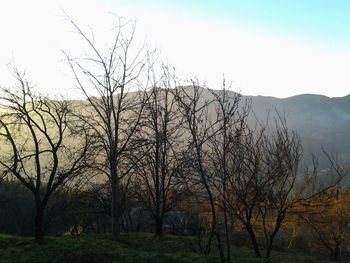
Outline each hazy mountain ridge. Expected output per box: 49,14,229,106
244,93,350,168
179,87,349,167
2,88,347,168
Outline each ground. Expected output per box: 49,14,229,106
0,233,345,263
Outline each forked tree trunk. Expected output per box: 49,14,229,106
246,223,262,258
265,231,279,258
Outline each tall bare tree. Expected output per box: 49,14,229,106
64,14,150,239
133,68,190,236
208,86,250,263
226,115,344,258
173,84,218,254
0,68,90,243
174,83,247,262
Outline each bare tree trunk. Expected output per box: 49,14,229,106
333,242,341,260
223,201,231,263
34,202,45,244
155,217,163,236
196,154,216,254
265,238,274,258
215,232,226,263
265,224,281,258
196,144,226,261
111,162,119,240
246,223,262,258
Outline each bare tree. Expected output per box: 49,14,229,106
208,85,250,263
215,115,300,258
0,68,90,243
64,14,150,239
300,187,350,260
226,122,266,257
174,83,237,262
133,67,190,236
257,117,303,258
226,115,344,258
297,155,350,260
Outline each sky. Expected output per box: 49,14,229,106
1,0,350,98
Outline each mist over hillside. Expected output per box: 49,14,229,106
162,86,349,169
245,93,350,168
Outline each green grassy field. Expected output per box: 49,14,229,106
0,233,343,263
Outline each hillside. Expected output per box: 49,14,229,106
246,93,350,168
184,87,350,169
1,88,348,170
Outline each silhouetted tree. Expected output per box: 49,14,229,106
64,14,151,239
0,67,90,243
133,68,190,236
174,83,238,262
226,115,344,258
208,85,250,263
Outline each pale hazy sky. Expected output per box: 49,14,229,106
1,0,350,98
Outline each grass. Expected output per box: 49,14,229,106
0,233,345,263
0,233,213,263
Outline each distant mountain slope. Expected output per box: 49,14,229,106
180,87,349,168
245,93,350,168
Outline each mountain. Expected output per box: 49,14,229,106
245,93,350,168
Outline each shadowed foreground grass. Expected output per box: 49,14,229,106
0,233,343,263
0,233,212,263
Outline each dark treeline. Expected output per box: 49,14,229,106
0,15,349,262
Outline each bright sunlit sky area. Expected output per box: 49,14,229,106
1,0,350,98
